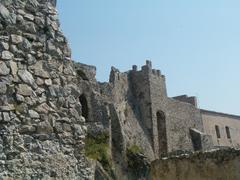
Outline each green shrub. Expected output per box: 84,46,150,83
127,145,142,154
84,132,112,171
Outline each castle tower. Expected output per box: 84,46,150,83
129,60,168,157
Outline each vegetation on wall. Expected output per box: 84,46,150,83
126,145,150,178
84,132,112,172
127,145,142,155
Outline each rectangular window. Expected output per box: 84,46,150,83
225,126,231,139
215,125,221,138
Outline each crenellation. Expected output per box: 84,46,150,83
1,1,240,179
151,69,163,78
132,64,137,71
146,60,152,68
161,75,165,79
152,69,157,75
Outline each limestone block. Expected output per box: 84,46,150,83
37,121,53,134
2,112,10,122
0,61,10,75
17,70,35,87
1,50,13,60
11,35,23,44
34,69,50,78
28,110,40,119
0,42,9,50
9,61,17,75
17,84,33,96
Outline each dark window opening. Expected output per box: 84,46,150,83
79,94,89,120
157,111,167,156
215,125,221,139
226,126,231,139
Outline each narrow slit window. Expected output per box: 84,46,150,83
225,126,231,139
215,125,221,139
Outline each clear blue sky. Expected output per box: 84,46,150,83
57,0,240,115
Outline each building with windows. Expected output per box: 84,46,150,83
201,109,240,148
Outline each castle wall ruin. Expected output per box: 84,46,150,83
1,0,240,179
106,61,210,160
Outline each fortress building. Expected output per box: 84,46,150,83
78,60,240,162
1,0,240,179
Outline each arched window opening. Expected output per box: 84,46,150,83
79,94,89,120
225,126,231,139
215,125,221,139
157,111,167,155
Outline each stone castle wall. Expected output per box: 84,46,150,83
128,61,205,157
0,0,93,179
1,0,239,179
106,61,208,160
147,65,204,155
109,67,155,161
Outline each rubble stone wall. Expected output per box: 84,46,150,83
0,0,93,179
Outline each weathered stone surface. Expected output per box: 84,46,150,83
28,110,39,119
18,70,34,85
16,94,25,102
1,50,13,60
19,125,36,134
25,0,39,13
0,42,9,50
24,13,34,21
11,35,23,44
35,103,54,114
45,79,52,86
0,61,10,75
27,54,36,65
0,82,7,94
19,38,32,51
37,121,53,134
23,22,37,34
0,2,93,178
34,69,50,78
17,84,33,96
2,112,10,122
47,40,61,57
9,61,17,75
151,149,240,180
0,4,14,24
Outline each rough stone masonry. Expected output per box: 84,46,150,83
0,0,94,179
1,0,240,180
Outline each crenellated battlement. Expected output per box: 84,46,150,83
131,60,165,79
